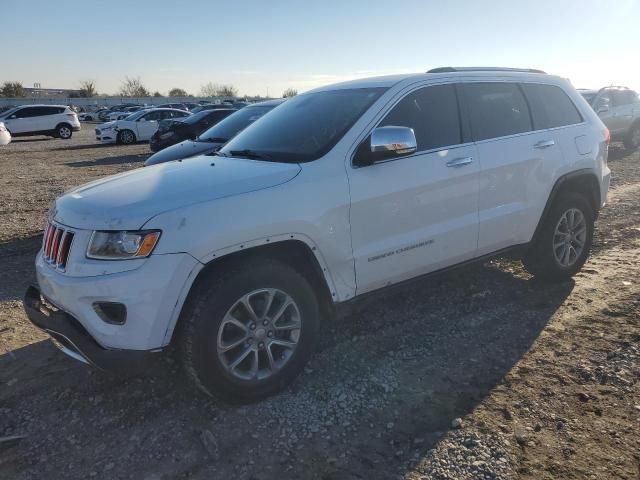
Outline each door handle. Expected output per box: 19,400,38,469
446,156,473,168
534,139,555,149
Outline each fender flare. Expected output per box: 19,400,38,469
531,168,601,245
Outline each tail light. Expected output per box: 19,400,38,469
604,127,611,146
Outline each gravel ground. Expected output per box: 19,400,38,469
0,128,638,479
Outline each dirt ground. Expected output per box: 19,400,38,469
0,128,638,480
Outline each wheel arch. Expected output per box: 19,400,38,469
166,237,337,345
531,169,601,245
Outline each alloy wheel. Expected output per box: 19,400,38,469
217,288,301,382
553,208,587,267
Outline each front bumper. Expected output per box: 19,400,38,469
95,128,117,143
23,285,160,373
34,250,201,350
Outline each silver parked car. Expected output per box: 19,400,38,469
580,86,640,151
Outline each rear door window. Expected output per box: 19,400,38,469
521,83,582,129
379,84,462,151
464,82,532,141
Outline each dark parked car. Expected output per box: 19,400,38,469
144,99,284,166
149,108,236,152
190,102,234,114
156,102,189,111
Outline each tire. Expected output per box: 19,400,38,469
117,129,136,145
623,123,640,152
523,192,594,280
179,258,320,403
56,124,73,139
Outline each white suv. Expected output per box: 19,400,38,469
24,68,610,403
0,104,80,139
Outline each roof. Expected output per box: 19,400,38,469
306,69,557,94
248,99,287,107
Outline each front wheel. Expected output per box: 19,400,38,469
179,259,320,403
117,129,136,145
523,192,594,280
623,123,640,152
57,124,73,139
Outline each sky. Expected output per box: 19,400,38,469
2,0,639,97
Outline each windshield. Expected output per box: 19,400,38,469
580,92,596,105
197,105,276,143
123,110,147,121
219,88,386,162
0,106,21,119
181,109,227,125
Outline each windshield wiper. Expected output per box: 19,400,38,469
229,149,272,160
197,137,227,143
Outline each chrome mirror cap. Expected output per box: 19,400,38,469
370,126,417,156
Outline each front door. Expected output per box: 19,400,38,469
347,83,479,295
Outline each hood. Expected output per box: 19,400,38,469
53,155,301,230
98,121,117,130
144,139,222,166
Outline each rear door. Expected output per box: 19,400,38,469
135,110,162,140
463,82,564,255
347,83,480,294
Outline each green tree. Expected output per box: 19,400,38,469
119,77,150,97
282,88,298,98
153,91,163,97
168,88,188,97
1,81,25,97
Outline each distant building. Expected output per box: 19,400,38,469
23,86,81,98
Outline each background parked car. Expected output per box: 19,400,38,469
580,86,640,151
0,105,80,139
150,108,236,152
95,108,190,144
156,102,189,111
144,99,284,165
97,104,137,122
0,122,11,145
107,105,148,121
78,108,108,121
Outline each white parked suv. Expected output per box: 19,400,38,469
0,105,80,139
25,67,610,403
95,108,189,144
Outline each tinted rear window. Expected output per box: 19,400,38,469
465,82,532,141
380,84,461,151
521,84,582,129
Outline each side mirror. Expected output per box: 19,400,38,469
353,126,417,167
597,105,609,114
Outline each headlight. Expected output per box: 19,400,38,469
87,230,161,260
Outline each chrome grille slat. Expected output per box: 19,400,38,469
42,221,74,271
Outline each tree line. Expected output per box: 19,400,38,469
1,78,299,99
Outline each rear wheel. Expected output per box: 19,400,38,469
56,124,73,139
117,129,136,145
623,123,640,151
523,192,594,280
179,258,320,403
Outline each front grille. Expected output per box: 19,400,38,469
42,221,74,271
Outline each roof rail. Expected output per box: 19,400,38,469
427,67,547,74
